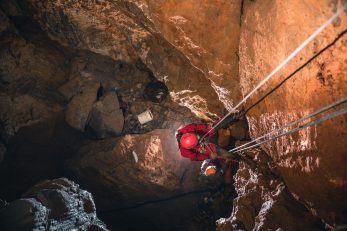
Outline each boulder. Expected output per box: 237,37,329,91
0,198,48,231
88,92,124,139
64,76,100,131
0,178,108,231
66,129,207,209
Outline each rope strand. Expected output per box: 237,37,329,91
233,106,347,153
201,3,347,140
229,96,347,153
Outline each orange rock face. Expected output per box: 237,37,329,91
216,151,325,231
137,0,242,111
239,0,347,224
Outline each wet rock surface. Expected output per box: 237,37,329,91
0,178,108,231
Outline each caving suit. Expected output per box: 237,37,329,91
176,123,219,161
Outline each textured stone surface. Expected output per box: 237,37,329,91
0,0,346,230
0,198,48,231
64,76,100,131
133,0,242,111
239,0,347,224
0,178,108,231
16,0,245,119
66,129,208,208
88,92,124,138
0,30,66,141
0,94,62,141
216,151,324,231
0,33,67,91
66,128,225,230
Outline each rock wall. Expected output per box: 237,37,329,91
216,151,324,231
0,32,65,142
14,0,244,120
133,0,242,111
239,0,347,225
1,0,346,230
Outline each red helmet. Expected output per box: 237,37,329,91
180,133,198,149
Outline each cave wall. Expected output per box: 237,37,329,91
14,0,243,120
0,1,228,230
1,0,346,230
239,0,347,225
133,0,242,111
216,150,325,231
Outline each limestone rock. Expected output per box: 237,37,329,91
58,76,85,101
15,0,245,119
64,76,100,131
0,178,108,231
0,33,67,93
216,151,324,231
0,94,62,141
134,0,243,111
88,92,124,139
0,198,48,231
239,0,347,224
66,129,207,209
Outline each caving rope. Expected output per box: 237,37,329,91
229,97,347,153
201,3,347,141
199,3,347,155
